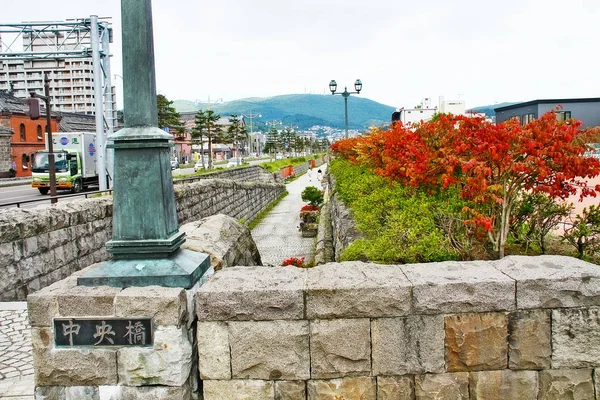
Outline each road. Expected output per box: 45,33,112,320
0,183,103,210
0,158,273,210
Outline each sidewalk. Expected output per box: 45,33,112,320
0,165,326,398
251,165,327,266
0,302,33,399
0,177,31,189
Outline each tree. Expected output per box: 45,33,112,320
157,94,184,136
227,115,248,164
332,111,600,258
294,136,305,156
563,205,600,258
193,110,222,169
511,193,573,254
191,110,207,169
280,127,296,155
264,126,280,156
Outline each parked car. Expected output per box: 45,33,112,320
170,160,178,170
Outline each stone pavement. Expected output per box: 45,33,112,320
0,165,326,398
0,302,33,399
251,164,327,266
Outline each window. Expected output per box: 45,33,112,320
37,125,43,141
522,113,535,125
556,111,572,122
21,153,29,170
19,123,26,141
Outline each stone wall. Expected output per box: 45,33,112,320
175,179,285,226
28,266,201,400
174,165,275,185
195,255,600,399
27,215,261,399
328,173,363,261
0,180,285,301
273,157,326,182
176,158,326,185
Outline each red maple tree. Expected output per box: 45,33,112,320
332,111,600,258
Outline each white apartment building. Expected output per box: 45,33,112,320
392,98,438,125
439,96,466,115
0,28,115,116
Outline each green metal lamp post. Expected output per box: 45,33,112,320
329,79,362,139
78,0,209,288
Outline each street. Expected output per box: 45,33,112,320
0,183,101,210
0,158,273,210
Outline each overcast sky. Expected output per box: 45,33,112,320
2,0,599,110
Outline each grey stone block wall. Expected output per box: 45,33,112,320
0,179,285,301
327,173,363,261
196,255,600,400
174,165,276,185
28,265,203,399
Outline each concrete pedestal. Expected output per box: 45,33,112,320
27,262,213,400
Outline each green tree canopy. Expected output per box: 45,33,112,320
227,114,248,160
193,109,222,169
157,94,184,136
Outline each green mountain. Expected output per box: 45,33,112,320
173,94,396,130
469,102,520,117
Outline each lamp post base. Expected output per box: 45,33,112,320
77,248,210,289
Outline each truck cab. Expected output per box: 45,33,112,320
30,132,99,195
31,151,84,194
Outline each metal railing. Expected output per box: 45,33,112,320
0,189,113,209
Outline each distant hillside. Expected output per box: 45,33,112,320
173,94,396,130
469,102,520,117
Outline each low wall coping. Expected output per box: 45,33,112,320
196,255,600,321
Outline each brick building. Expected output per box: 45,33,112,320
0,92,60,177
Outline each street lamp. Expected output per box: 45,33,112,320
329,78,362,138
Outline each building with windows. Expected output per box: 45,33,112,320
0,25,116,117
439,96,466,115
177,112,245,163
0,92,60,177
495,98,600,128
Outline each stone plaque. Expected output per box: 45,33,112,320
54,318,153,347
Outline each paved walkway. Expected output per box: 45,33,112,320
0,165,326,398
252,165,327,266
0,302,33,399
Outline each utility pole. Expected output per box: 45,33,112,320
44,73,57,203
241,110,261,155
28,73,58,203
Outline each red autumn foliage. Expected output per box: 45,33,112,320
331,111,600,258
281,257,314,268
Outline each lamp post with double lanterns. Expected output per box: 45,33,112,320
329,79,362,139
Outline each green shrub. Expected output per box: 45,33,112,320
562,205,600,259
301,186,324,208
330,158,475,263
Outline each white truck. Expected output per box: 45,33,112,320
31,132,99,195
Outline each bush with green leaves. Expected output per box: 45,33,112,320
511,193,572,254
330,159,475,263
301,186,324,208
562,205,600,259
